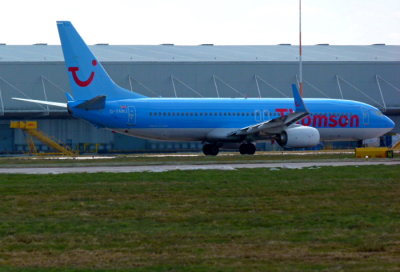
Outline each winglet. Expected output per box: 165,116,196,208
291,84,308,113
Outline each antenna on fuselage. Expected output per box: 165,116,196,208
299,0,303,97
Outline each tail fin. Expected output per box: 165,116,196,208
57,21,146,101
291,84,308,113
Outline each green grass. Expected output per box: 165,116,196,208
0,165,399,271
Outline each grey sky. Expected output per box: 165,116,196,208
2,0,399,45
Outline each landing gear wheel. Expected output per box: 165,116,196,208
239,143,256,155
202,144,219,156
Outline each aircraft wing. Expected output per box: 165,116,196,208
12,98,67,108
229,84,309,136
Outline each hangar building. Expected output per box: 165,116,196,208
0,44,399,153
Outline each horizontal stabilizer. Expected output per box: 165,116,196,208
74,95,106,110
65,92,74,102
12,97,67,108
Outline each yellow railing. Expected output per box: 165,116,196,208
10,121,77,156
392,140,400,150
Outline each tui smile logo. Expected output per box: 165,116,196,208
68,60,97,87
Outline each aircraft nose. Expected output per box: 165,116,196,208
382,115,395,135
385,116,395,129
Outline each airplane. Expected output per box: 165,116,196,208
13,21,395,156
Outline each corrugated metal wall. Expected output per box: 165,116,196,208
1,61,399,110
0,59,399,153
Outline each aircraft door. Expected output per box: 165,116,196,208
362,110,369,126
127,106,136,126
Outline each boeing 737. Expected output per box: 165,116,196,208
13,21,395,155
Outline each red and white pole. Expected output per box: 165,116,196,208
299,0,303,96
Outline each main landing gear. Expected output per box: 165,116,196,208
202,143,256,156
202,143,219,156
239,143,256,155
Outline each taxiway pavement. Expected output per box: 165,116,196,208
0,160,399,174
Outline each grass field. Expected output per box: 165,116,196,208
0,165,399,271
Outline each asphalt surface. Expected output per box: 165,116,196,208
0,160,399,174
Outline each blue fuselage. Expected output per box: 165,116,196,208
69,97,394,142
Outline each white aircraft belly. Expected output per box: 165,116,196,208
113,128,212,141
318,127,390,141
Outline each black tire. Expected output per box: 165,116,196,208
239,143,256,155
203,144,219,156
247,143,256,155
202,144,210,155
239,144,248,155
209,144,219,156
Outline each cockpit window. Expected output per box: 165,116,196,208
375,110,384,116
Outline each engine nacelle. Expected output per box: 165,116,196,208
277,125,320,148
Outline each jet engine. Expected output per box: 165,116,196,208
277,125,320,148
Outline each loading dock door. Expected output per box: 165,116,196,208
0,124,14,153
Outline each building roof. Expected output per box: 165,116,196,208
0,44,399,62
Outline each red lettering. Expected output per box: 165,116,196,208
329,115,338,127
339,115,349,127
275,109,288,117
301,116,312,126
350,115,359,127
313,115,328,127
273,110,359,129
